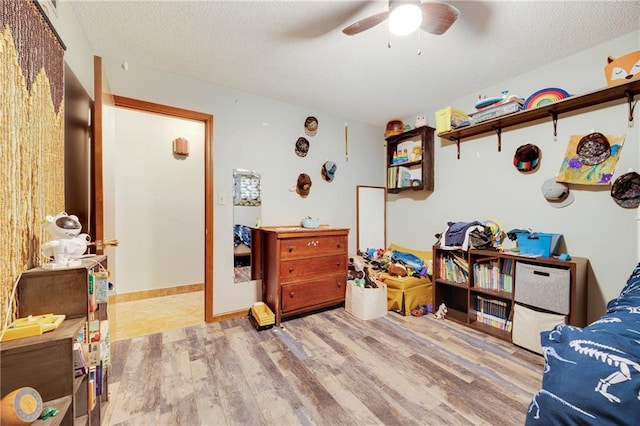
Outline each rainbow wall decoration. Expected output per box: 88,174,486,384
523,87,571,110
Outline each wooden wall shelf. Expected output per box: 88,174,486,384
437,80,640,144
385,126,434,193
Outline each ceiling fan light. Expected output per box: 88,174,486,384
389,3,423,36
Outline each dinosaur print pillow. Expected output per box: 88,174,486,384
525,264,640,425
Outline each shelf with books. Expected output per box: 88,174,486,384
436,249,470,285
471,254,514,293
432,246,588,345
471,295,512,331
10,256,110,425
385,126,434,194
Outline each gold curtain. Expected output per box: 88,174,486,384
1,0,65,324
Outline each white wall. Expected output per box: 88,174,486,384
388,30,640,322
113,109,205,293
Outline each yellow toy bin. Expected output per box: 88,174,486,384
435,106,470,135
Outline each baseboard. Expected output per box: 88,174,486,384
209,308,250,323
110,283,204,304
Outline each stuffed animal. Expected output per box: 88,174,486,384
604,50,640,86
387,262,407,277
433,303,447,319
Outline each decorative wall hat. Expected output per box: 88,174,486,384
556,133,625,185
576,132,611,165
304,116,318,137
385,119,404,138
295,137,309,157
296,173,312,197
541,178,574,208
513,143,540,172
321,161,337,182
611,171,640,208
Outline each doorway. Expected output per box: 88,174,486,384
112,96,214,323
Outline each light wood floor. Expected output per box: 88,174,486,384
109,291,204,341
103,306,544,425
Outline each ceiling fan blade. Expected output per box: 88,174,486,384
421,2,460,35
342,11,390,36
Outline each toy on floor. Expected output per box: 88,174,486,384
433,303,447,319
411,303,433,317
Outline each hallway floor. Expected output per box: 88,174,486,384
109,291,204,341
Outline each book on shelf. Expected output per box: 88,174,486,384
100,320,111,368
93,270,109,303
387,167,398,188
475,296,509,330
88,341,101,367
440,252,469,283
73,342,88,377
398,166,411,188
89,367,97,410
88,319,100,343
473,256,514,292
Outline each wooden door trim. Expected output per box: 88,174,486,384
93,56,114,254
112,95,215,322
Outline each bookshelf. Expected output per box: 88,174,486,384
1,256,110,425
432,247,588,344
386,126,434,193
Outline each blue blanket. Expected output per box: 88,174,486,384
526,263,640,425
233,224,251,247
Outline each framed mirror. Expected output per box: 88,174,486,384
233,169,261,283
356,186,386,253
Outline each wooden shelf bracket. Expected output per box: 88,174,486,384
493,127,502,152
455,138,460,159
626,90,636,126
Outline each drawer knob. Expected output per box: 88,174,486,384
288,246,294,253
289,291,295,298
337,282,342,288
289,268,294,273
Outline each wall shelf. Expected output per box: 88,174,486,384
385,126,434,193
437,80,640,145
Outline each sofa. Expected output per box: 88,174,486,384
381,244,433,316
525,262,640,425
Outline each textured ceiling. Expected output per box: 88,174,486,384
70,1,640,126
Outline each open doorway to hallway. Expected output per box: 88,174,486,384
106,97,213,340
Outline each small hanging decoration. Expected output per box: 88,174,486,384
173,137,189,156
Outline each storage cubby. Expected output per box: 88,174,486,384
433,247,588,345
1,256,110,425
386,126,434,193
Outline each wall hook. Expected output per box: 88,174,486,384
493,127,502,152
626,90,636,127
549,111,559,138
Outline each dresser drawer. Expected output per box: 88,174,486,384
281,275,346,313
515,262,570,314
279,254,346,283
279,236,347,259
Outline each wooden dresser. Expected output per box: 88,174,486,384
261,226,349,326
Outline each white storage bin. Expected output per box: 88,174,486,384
345,281,387,320
515,262,570,314
512,303,566,354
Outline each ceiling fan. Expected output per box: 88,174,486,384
342,0,460,37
